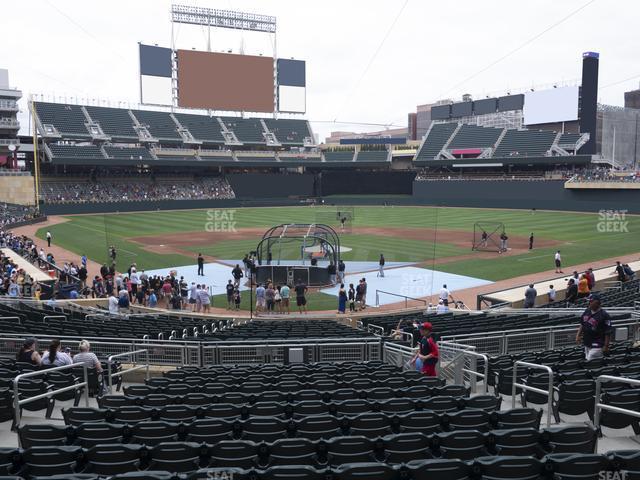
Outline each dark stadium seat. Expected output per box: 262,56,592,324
434,430,489,460
473,455,544,480
382,432,432,464
544,453,608,480
83,444,144,475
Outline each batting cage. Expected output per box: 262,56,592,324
314,207,355,233
255,224,340,286
471,222,505,252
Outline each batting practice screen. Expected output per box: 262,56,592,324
176,50,275,112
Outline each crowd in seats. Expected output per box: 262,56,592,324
414,169,548,181
543,278,639,309
569,168,640,183
0,203,38,228
40,176,234,204
0,232,47,298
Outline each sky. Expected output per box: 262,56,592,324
4,0,640,141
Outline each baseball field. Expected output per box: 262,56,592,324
35,205,638,310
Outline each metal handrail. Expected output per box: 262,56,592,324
461,350,489,394
107,349,150,394
594,375,640,430
512,360,554,427
375,289,428,308
367,324,385,336
42,315,66,324
13,363,89,429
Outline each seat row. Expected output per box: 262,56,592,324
98,393,498,416
26,407,542,447
0,452,635,480
64,395,507,426
169,360,398,376
126,381,461,400
5,425,597,476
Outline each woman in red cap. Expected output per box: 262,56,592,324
411,322,439,376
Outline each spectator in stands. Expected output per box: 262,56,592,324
274,285,282,313
148,290,158,308
548,285,557,302
411,322,439,377
338,283,347,314
586,268,595,290
436,299,449,314
41,339,72,367
614,261,627,282
523,284,537,308
439,284,452,307
16,338,41,366
378,254,385,278
577,293,612,360
361,278,368,309
623,264,635,281
73,340,103,373
554,251,563,273
565,278,578,304
578,274,591,298
108,293,119,314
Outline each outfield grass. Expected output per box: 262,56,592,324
38,206,640,282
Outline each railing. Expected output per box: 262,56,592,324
367,324,385,336
107,349,150,394
512,361,554,428
382,342,416,370
441,317,640,356
440,341,489,394
13,363,89,429
594,375,640,431
375,290,428,309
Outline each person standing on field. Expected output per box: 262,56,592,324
528,233,534,250
554,251,563,273
378,254,385,278
46,231,52,247
197,253,204,276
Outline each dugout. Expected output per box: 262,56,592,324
255,224,340,287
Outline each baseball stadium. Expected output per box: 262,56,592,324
0,1,640,479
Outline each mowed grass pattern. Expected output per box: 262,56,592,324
38,206,640,282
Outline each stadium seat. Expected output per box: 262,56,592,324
333,462,397,480
21,446,83,477
74,422,126,447
488,428,544,457
552,380,596,423
473,455,544,480
83,444,144,475
404,458,471,480
209,441,258,469
267,438,319,467
433,430,489,460
544,453,609,480
147,442,204,473
541,425,597,454
382,432,432,464
325,436,376,465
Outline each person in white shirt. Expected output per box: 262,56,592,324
436,299,449,314
108,294,119,314
41,339,72,367
554,251,563,273
439,284,453,306
548,285,557,302
129,268,140,302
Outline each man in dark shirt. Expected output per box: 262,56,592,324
197,253,204,276
528,233,534,250
614,261,626,282
232,264,244,287
411,322,439,377
576,293,613,360
378,254,385,278
565,279,578,304
294,280,308,314
225,280,235,309
523,284,537,308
